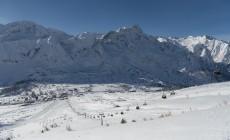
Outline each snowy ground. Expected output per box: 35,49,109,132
0,82,230,140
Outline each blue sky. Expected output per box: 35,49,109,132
0,0,230,41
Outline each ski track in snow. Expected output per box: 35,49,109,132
0,82,230,139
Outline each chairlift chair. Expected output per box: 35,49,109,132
162,93,167,99
213,69,221,76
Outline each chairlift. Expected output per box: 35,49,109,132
162,94,167,99
169,85,176,95
213,69,221,76
213,64,221,76
162,90,167,99
170,91,176,96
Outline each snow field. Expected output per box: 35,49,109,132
0,82,230,140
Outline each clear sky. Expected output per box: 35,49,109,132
0,0,229,41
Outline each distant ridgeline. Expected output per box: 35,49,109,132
0,21,230,87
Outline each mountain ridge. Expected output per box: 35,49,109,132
0,21,230,87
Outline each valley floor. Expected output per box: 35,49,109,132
0,82,230,140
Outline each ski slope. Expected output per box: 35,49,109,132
0,82,230,140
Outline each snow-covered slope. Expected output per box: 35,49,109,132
0,82,230,140
177,35,230,64
0,21,230,86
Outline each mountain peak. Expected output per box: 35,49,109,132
5,20,38,27
131,24,143,33
116,24,143,34
203,35,216,40
0,21,72,41
186,35,216,40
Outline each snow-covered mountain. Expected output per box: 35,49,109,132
0,21,230,86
